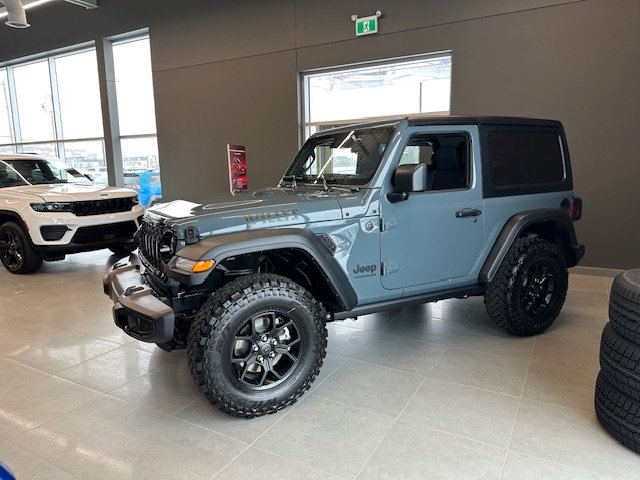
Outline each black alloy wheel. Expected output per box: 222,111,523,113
229,311,302,389
0,222,42,274
0,227,22,271
520,261,556,317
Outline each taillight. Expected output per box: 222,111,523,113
571,197,582,221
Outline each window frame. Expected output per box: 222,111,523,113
480,125,573,198
111,34,159,174
392,131,473,194
0,43,106,165
300,51,453,144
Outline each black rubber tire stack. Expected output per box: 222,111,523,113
596,269,640,453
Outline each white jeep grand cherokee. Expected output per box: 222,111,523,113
0,154,143,274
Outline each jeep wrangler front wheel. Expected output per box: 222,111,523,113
484,237,568,336
187,273,327,417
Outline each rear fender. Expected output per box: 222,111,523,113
480,209,583,283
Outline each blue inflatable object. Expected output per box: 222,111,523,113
0,462,14,480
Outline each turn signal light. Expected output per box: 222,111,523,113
192,260,215,273
173,256,215,273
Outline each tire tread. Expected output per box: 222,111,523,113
600,323,640,401
595,371,640,453
609,270,640,344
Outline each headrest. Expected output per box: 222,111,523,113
434,146,460,171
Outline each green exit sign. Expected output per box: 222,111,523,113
355,15,378,36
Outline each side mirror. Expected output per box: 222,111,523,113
388,163,427,203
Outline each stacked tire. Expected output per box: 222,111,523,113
596,269,640,453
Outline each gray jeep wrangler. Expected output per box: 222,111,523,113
104,115,584,417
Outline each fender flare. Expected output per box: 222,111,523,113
168,228,358,311
0,210,24,223
0,210,27,230
480,209,583,283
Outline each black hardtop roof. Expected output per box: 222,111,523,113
315,115,563,135
407,114,562,128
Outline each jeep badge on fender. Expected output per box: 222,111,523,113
353,264,378,276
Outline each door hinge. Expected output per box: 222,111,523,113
381,261,399,275
380,217,398,232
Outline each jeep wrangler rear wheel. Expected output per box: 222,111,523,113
187,273,327,418
484,237,568,336
0,221,43,274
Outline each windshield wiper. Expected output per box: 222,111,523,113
278,175,300,189
315,173,329,192
316,176,361,193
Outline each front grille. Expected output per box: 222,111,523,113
71,197,135,217
40,225,70,241
72,221,137,244
138,219,177,280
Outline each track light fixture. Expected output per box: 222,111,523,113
1,0,30,28
0,0,98,28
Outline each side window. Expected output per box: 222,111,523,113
488,130,564,187
399,133,470,191
399,144,433,166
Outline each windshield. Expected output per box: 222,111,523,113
285,126,395,186
0,157,92,187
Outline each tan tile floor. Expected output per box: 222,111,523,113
0,251,635,479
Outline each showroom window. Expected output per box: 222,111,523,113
301,53,452,140
112,36,160,174
0,68,14,149
0,47,106,170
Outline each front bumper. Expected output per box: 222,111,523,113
26,204,144,246
103,255,175,343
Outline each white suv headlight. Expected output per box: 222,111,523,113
30,202,74,213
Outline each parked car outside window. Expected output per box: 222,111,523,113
93,171,162,208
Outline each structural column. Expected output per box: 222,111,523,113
95,37,124,187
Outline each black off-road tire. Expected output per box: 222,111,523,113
484,237,568,336
609,270,640,344
0,221,43,274
595,370,640,454
187,273,327,418
600,322,640,402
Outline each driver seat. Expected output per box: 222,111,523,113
429,145,466,191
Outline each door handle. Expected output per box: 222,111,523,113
455,208,482,218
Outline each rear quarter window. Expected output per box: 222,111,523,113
488,130,565,187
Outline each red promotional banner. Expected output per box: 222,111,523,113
227,144,248,193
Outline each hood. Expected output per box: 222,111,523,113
146,188,351,236
2,184,137,202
